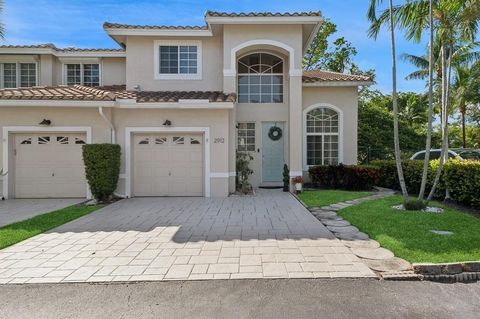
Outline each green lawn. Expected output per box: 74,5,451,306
298,190,373,208
338,195,480,263
0,204,102,250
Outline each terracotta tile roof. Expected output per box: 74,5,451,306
0,43,57,49
105,86,236,103
0,85,116,101
103,22,207,30
0,85,236,103
205,11,321,17
0,43,124,53
302,70,372,83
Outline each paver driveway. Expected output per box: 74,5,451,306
0,189,375,283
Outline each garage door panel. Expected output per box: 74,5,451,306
14,133,86,198
133,133,204,197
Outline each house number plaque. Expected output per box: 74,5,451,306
214,138,225,144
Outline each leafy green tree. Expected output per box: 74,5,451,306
303,19,374,76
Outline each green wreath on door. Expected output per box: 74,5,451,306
268,126,283,141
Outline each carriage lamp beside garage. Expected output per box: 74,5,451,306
291,176,304,193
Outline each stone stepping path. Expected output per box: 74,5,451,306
342,239,380,249
364,258,411,272
327,225,359,233
350,247,395,260
303,189,419,280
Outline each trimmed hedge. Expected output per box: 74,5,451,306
309,164,380,190
82,144,121,202
370,159,445,198
444,160,480,207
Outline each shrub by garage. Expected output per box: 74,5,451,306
308,164,380,190
82,144,121,202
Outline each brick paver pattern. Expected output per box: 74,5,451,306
0,189,375,283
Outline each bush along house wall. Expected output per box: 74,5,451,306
82,144,121,202
308,164,380,191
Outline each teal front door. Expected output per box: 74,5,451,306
262,122,285,182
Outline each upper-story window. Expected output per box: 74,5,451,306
64,63,100,87
237,53,283,104
154,40,202,80
0,62,37,88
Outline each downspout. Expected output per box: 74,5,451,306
98,106,115,143
98,106,127,198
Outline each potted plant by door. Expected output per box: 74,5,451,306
291,176,304,193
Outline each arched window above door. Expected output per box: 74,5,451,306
237,53,283,104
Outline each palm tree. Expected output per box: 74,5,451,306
369,0,480,202
419,0,434,201
0,0,5,40
368,0,409,200
452,62,480,148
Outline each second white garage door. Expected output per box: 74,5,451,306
133,133,204,197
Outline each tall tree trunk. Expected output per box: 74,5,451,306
428,43,451,201
388,0,408,199
461,105,466,148
418,0,434,200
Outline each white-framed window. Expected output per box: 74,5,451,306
0,62,38,88
237,122,256,152
154,40,202,80
237,53,284,104
64,63,100,86
305,106,341,166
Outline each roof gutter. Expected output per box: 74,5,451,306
302,81,374,87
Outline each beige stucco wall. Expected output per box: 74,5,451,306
0,107,230,198
125,35,223,91
302,86,359,172
102,57,126,86
0,107,111,197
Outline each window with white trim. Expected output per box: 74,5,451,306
237,53,283,103
154,41,202,80
0,63,37,88
237,122,255,152
306,107,339,166
64,63,100,86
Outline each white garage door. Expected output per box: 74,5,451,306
14,133,87,198
133,133,204,197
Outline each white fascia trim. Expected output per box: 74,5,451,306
206,16,322,25
2,126,93,200
303,81,373,87
0,100,114,107
302,103,344,171
105,28,213,37
303,21,323,55
116,101,234,109
55,51,126,58
125,126,211,198
0,48,55,55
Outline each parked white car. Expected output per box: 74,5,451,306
410,149,480,161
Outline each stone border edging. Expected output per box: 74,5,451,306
413,262,480,283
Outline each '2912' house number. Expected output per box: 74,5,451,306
214,138,225,144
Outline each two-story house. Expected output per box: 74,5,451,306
0,11,371,199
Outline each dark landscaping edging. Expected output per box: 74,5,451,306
413,262,480,283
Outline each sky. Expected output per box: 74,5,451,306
2,0,430,93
